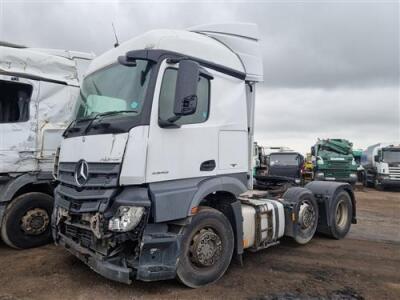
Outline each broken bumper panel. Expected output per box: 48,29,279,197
59,233,133,284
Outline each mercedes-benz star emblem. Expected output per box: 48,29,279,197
74,160,89,186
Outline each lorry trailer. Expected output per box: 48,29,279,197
52,24,356,288
361,143,400,189
0,42,94,248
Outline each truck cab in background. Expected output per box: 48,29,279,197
268,151,304,184
361,143,400,189
53,24,356,288
312,139,358,184
0,42,94,248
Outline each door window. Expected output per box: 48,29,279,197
159,68,210,125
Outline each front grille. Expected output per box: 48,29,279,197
56,162,120,213
389,167,400,180
58,162,121,189
64,224,93,248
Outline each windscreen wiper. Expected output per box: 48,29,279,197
94,110,138,118
83,110,138,134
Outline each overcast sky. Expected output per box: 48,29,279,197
0,0,398,154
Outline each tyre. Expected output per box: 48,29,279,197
1,192,54,249
326,191,352,239
374,179,384,191
176,207,234,288
292,194,319,245
363,174,374,188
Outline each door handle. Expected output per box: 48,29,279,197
200,160,216,171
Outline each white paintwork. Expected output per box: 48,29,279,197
120,126,149,185
218,131,248,173
86,29,244,77
144,60,247,183
0,46,93,173
189,23,263,82
59,133,128,163
241,199,285,249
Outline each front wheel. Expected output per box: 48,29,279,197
327,191,352,239
1,192,53,249
176,207,234,288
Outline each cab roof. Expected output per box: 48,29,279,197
86,24,263,82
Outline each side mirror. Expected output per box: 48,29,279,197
173,60,199,116
311,147,315,156
374,155,379,162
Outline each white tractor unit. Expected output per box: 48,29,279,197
52,24,356,287
0,42,94,248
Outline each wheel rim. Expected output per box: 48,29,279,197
20,208,49,235
335,199,349,230
298,200,316,230
189,227,223,268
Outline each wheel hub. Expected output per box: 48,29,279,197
336,200,348,229
21,208,49,235
299,202,315,230
190,228,222,267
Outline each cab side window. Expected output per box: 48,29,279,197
0,80,32,123
159,68,210,125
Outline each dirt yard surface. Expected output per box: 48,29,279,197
0,187,399,300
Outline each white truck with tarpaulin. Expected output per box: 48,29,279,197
0,42,94,248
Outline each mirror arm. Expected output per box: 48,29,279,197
158,119,181,129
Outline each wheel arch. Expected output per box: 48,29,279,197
0,173,54,204
304,181,357,234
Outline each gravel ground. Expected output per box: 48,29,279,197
0,187,399,300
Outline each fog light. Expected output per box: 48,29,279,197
108,206,144,232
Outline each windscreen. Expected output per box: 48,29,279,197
382,150,400,163
269,154,299,166
75,60,152,120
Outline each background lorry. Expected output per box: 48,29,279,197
268,150,304,183
0,42,93,248
254,149,304,196
52,24,356,288
311,138,358,184
361,143,400,189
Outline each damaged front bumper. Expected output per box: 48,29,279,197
53,187,182,284
59,232,133,284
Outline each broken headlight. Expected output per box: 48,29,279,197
108,206,144,232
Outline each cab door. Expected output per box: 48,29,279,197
146,60,218,183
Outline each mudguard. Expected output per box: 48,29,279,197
304,181,356,234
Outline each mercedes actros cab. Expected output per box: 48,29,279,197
0,42,93,248
52,24,356,288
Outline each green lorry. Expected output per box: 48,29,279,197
311,139,358,184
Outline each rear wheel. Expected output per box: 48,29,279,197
326,191,352,239
293,195,319,244
176,207,234,288
1,192,53,249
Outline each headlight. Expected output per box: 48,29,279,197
108,206,144,232
350,173,357,178
316,172,325,178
